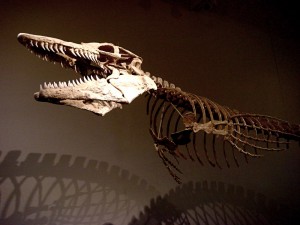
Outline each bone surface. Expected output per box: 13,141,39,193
18,33,300,184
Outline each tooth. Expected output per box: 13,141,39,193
83,77,88,82
70,48,76,56
90,54,95,62
84,51,91,60
53,82,58,88
85,52,91,60
79,78,84,83
76,49,82,57
44,42,50,51
34,41,39,48
63,82,67,87
68,80,72,87
49,44,55,52
82,51,88,59
90,76,95,81
43,82,47,89
60,62,64,68
92,54,98,62
76,79,81,85
96,76,101,81
73,80,77,86
41,42,46,50
80,49,85,57
58,82,62,88
30,40,34,46
53,44,59,52
59,45,65,54
40,84,43,91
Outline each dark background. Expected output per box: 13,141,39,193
0,0,299,224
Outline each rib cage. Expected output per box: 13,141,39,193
147,76,300,183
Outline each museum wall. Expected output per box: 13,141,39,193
0,0,299,224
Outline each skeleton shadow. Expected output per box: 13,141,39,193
129,181,299,225
0,150,159,225
1,150,298,225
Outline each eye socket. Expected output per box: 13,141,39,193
98,45,115,53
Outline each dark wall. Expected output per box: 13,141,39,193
0,0,299,224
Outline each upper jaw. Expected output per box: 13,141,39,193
17,33,144,78
17,33,107,77
17,33,117,60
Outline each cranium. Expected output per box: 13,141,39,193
17,33,157,115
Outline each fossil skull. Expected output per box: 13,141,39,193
17,33,157,115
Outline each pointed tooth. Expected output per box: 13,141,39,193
53,82,58,88
44,42,50,51
76,79,81,85
68,80,72,87
76,49,83,57
40,42,46,50
30,40,34,46
90,76,95,81
86,76,91,82
84,51,91,60
77,49,82,56
85,52,91,60
40,84,43,91
82,51,88,59
63,82,67,87
49,44,55,52
90,54,95,62
53,44,59,52
43,82,48,89
92,54,98,62
70,48,76,56
59,45,65,54
80,49,85,57
72,80,77,86
74,49,79,56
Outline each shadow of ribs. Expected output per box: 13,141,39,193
0,151,159,225
17,33,300,184
129,181,295,225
